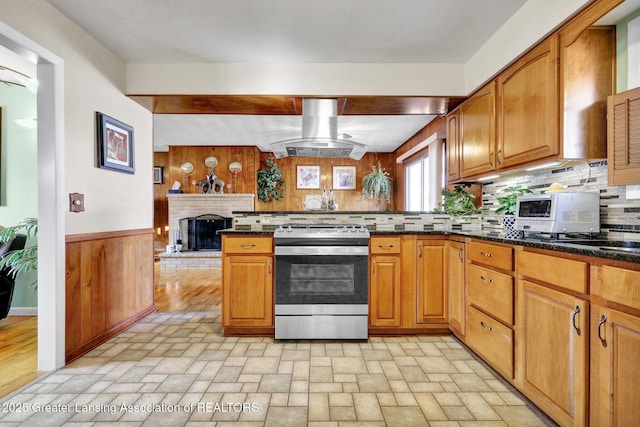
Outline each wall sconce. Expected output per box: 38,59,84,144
229,161,243,193
180,162,194,191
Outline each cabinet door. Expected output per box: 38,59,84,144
447,241,465,335
446,111,460,183
591,306,640,427
607,87,640,186
460,81,496,177
497,35,559,168
416,240,447,323
369,255,401,327
518,280,588,426
222,255,273,327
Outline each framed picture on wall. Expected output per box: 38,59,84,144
153,166,164,184
96,112,135,174
333,165,356,190
296,165,320,189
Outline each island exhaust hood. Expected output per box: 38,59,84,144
270,98,367,160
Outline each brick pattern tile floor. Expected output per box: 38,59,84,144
0,312,554,426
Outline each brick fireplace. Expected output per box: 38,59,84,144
161,193,254,268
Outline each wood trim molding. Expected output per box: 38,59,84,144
66,228,154,243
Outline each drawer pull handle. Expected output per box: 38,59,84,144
598,314,607,347
572,305,581,336
480,251,492,258
480,275,493,284
480,321,493,331
488,152,494,167
458,247,464,262
240,244,257,249
372,260,376,275
419,242,422,258
267,260,272,275
378,244,394,250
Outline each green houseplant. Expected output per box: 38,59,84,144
362,161,392,202
495,185,533,215
495,185,533,239
437,184,481,218
257,156,285,203
0,217,38,286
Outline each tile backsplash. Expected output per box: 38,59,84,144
481,160,640,241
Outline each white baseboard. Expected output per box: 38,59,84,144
8,307,37,316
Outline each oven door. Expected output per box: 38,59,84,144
274,246,368,307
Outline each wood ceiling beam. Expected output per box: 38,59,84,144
128,94,466,115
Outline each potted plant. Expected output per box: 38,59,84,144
257,156,285,203
0,218,36,319
0,217,37,286
437,184,481,218
496,185,533,238
362,161,392,203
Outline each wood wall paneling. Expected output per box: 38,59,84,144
153,152,170,248
256,151,396,211
65,230,155,363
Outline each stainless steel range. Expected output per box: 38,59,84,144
274,224,370,340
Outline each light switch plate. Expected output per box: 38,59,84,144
69,193,84,212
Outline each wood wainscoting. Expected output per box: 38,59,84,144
65,228,155,363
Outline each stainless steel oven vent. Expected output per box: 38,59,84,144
270,99,368,160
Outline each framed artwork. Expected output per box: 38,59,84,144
333,165,357,190
96,112,135,174
153,166,164,184
296,165,320,189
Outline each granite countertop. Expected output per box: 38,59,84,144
219,228,640,264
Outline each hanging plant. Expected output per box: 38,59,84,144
362,161,392,202
257,156,285,203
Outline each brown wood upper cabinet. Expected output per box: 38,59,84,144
445,110,460,183
459,81,496,178
496,35,559,168
447,8,615,182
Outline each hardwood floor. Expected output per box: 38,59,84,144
154,264,222,312
0,316,39,399
0,264,220,399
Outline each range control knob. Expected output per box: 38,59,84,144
286,226,293,232
358,227,367,233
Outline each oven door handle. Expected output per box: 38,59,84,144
275,246,369,256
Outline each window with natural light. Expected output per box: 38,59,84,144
405,155,430,211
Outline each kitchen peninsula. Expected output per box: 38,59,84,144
221,210,640,427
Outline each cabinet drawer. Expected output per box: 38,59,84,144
223,236,273,254
370,237,401,254
467,264,514,325
518,250,587,294
594,265,640,311
467,241,513,271
466,306,514,379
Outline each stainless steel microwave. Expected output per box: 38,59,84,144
514,192,600,234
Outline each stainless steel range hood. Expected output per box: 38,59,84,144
270,99,368,160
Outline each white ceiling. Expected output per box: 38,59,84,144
47,0,532,153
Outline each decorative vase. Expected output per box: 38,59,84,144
503,216,523,239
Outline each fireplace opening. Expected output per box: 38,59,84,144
179,214,233,251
